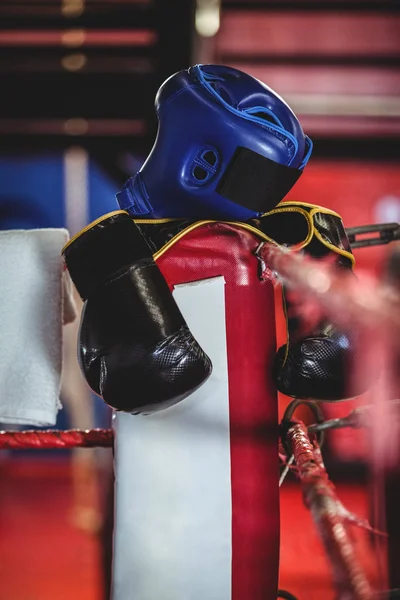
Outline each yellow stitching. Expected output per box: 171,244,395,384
225,221,277,244
62,210,128,253
134,217,186,224
309,206,342,219
154,221,216,259
308,207,355,267
278,200,342,219
281,287,290,368
263,205,311,218
258,205,314,249
152,220,281,260
313,228,356,266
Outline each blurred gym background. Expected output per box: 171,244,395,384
0,1,399,599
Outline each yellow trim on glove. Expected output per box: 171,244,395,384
262,203,355,267
261,205,314,248
62,210,128,254
276,200,342,219
308,207,355,266
151,220,278,260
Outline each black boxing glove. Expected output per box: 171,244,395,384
259,203,364,401
62,211,212,413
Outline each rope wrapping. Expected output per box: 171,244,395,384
0,428,113,449
287,421,374,600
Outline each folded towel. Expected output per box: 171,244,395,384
0,228,75,426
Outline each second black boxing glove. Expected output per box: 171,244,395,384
62,211,212,414
259,202,364,401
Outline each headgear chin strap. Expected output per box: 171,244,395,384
117,64,313,221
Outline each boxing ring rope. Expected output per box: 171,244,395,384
1,241,398,599
258,243,400,335
0,428,113,449
260,241,399,599
286,421,374,600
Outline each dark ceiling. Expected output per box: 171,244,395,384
1,0,399,179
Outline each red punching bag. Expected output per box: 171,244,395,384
113,222,279,600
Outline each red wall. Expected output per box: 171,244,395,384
282,160,400,463
288,160,400,274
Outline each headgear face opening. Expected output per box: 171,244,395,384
117,64,313,221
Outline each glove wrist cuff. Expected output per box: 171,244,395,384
62,211,153,300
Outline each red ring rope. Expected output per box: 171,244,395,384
287,421,374,600
0,428,113,449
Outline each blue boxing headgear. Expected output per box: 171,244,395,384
117,64,313,221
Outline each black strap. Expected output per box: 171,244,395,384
277,590,299,600
217,146,302,213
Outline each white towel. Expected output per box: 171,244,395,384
0,228,76,426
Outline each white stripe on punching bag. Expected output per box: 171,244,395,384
112,276,232,600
